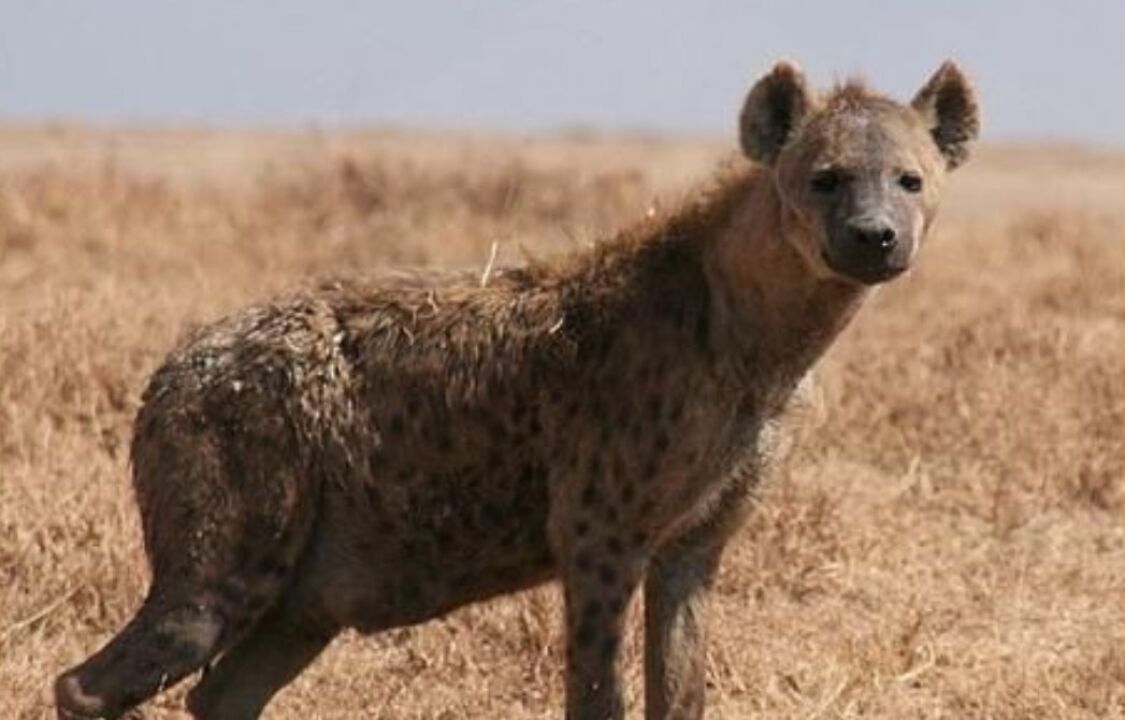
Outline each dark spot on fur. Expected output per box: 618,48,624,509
612,455,627,480
177,505,198,530
581,483,599,508
636,362,653,385
215,577,246,607
583,600,602,623
616,402,631,428
620,482,636,504
233,541,254,567
608,594,625,614
528,414,543,437
589,394,607,422
606,536,624,556
436,431,454,453
388,414,405,436
538,544,555,565
597,562,617,586
631,530,648,548
568,452,581,472
498,531,519,550
695,310,711,353
598,417,613,444
520,463,537,486
566,398,581,419
629,417,645,444
511,398,529,424
576,619,595,648
245,592,271,613
654,431,670,454
494,564,521,583
603,506,619,523
483,502,504,526
487,447,503,470
152,630,174,652
375,514,396,536
600,633,619,660
481,411,506,438
400,579,423,608
458,510,482,539
400,538,422,557
588,453,603,477
575,549,594,573
435,528,456,552
668,398,685,423
363,483,381,507
575,520,590,537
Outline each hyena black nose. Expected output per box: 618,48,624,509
849,223,897,251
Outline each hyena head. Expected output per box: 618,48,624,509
740,60,980,285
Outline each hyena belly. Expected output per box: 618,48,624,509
295,390,558,633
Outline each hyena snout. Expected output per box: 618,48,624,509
847,218,897,252
826,218,914,285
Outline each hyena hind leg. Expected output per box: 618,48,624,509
55,595,226,719
185,599,338,720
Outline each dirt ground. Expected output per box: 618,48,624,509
1,124,1124,719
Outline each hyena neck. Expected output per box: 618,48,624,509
557,163,868,402
703,166,871,398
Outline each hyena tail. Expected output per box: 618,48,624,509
55,408,321,719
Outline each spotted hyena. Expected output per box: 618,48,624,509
56,60,979,719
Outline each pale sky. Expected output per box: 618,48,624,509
2,2,1122,145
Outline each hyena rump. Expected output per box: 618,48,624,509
56,60,979,719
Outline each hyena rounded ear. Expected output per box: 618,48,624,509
911,60,981,170
739,61,813,165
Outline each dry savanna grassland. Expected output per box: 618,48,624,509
1,124,1124,719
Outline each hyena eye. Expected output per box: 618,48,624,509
810,170,840,194
899,172,923,193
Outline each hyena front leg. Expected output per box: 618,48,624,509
643,538,723,720
561,547,646,720
644,481,753,720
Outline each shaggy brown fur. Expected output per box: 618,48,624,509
55,60,979,720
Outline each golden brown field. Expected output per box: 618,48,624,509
2,124,1124,719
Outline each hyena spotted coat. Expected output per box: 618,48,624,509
56,60,980,719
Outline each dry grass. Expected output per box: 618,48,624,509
2,124,1124,719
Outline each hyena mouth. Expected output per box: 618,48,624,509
821,249,908,285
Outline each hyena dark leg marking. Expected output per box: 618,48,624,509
186,603,338,720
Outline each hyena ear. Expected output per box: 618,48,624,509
739,61,813,165
911,60,981,170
